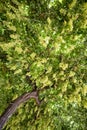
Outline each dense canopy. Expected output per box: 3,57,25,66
0,0,87,130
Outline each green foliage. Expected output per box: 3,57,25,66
0,0,87,130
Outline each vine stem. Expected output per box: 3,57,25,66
0,91,40,130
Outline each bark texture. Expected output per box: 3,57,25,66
0,91,40,130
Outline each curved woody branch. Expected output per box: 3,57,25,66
0,91,40,130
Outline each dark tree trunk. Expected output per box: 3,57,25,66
0,91,40,130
